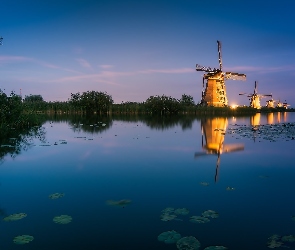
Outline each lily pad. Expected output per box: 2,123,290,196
267,235,284,249
53,215,72,224
202,210,219,219
13,235,34,244
200,182,210,186
282,235,295,242
177,236,201,250
162,207,175,213
204,246,228,250
226,187,235,191
3,213,27,221
160,213,177,221
49,193,65,199
190,215,210,223
106,199,131,207
158,230,181,244
174,208,190,215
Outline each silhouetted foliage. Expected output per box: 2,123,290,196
69,91,113,114
0,90,23,125
144,95,181,114
23,94,47,112
180,94,195,106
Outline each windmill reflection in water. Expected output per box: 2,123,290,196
195,117,244,182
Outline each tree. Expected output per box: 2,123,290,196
24,94,44,102
144,95,181,115
23,94,47,112
0,90,23,125
69,91,113,114
180,94,195,106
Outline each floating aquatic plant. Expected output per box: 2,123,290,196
160,207,189,221
161,213,177,221
176,236,200,250
190,215,210,223
106,199,131,207
13,235,34,244
282,235,295,242
200,182,210,186
174,208,189,215
53,215,72,224
3,213,27,221
202,210,219,219
162,207,175,213
267,234,284,248
49,193,65,199
204,246,228,250
158,230,181,244
226,187,235,191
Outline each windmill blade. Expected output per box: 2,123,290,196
254,81,258,94
194,152,210,158
215,151,221,183
222,143,244,153
239,93,252,97
260,94,272,98
225,72,246,81
202,76,205,88
217,40,222,71
196,64,218,73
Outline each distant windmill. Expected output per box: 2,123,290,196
196,41,246,107
239,81,272,109
266,98,277,108
194,117,244,182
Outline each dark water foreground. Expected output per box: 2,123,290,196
0,112,295,250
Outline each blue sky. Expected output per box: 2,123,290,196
1,0,295,106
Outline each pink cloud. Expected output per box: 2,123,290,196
138,68,195,74
76,58,92,69
99,64,113,69
0,55,80,73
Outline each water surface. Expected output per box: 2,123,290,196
1,112,295,250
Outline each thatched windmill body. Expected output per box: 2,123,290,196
196,41,246,107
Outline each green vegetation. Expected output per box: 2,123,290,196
0,88,293,132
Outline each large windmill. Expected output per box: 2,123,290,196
194,117,244,182
239,81,272,109
196,41,246,107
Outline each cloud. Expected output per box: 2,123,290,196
0,55,31,63
0,55,81,74
76,58,92,69
48,67,195,85
99,64,113,69
138,68,195,74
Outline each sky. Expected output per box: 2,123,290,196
1,0,295,106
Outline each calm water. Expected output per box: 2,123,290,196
1,112,295,250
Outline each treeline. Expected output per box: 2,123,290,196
1,89,260,130
19,91,197,115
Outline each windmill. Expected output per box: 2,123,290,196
266,98,277,108
283,101,290,109
194,117,244,182
239,81,272,109
196,41,246,107
276,100,290,109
